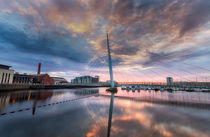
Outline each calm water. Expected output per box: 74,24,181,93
0,88,210,137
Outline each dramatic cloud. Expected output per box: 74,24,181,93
0,0,210,81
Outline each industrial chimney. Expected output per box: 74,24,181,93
37,63,41,75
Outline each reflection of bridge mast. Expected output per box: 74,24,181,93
106,33,115,137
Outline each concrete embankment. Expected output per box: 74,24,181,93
0,84,109,92
0,84,31,91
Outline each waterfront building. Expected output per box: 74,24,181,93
32,63,54,85
167,77,173,85
71,76,99,84
0,64,14,84
52,77,68,85
13,73,33,84
33,74,55,85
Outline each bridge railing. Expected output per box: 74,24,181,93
119,83,210,89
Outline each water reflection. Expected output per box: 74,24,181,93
88,97,210,137
99,87,210,105
32,100,37,115
0,90,59,113
0,89,99,115
102,88,210,137
0,88,210,137
107,93,114,137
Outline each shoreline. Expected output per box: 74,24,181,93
0,84,110,92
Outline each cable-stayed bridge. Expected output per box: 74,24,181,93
72,33,210,93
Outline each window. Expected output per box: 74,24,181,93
1,73,4,84
8,74,10,84
4,73,7,83
13,76,16,83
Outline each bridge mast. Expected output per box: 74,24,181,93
106,33,115,137
107,33,115,88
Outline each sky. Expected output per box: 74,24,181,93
0,0,210,82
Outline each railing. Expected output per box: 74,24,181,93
119,83,210,89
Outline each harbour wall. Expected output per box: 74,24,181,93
0,84,111,92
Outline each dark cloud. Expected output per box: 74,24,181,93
50,0,86,16
89,55,123,68
143,48,210,67
179,1,210,36
0,22,92,63
112,44,140,56
109,0,210,35
105,0,210,55
52,0,82,12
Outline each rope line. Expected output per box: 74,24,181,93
0,94,98,116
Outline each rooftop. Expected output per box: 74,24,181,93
0,64,11,70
